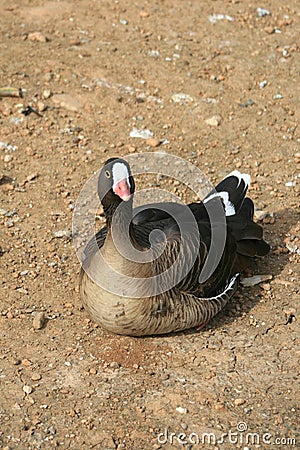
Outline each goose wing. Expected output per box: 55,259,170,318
126,199,230,296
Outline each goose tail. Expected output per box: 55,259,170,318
204,170,250,217
204,171,270,258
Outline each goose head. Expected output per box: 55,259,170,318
98,158,135,217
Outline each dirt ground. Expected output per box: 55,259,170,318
0,1,299,449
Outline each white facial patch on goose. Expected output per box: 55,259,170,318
112,162,131,190
229,170,251,190
203,192,236,216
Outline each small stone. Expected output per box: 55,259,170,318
22,358,32,366
234,398,246,406
176,406,188,414
264,26,275,34
130,128,153,139
254,210,269,221
28,31,48,43
37,101,46,112
53,229,72,239
205,115,222,126
4,154,13,162
20,270,28,276
215,402,225,410
43,72,53,82
171,93,193,103
285,181,295,187
285,242,300,254
48,425,56,435
148,50,160,58
140,10,150,18
146,138,161,147
4,218,13,228
209,14,234,24
23,385,33,395
33,311,46,330
64,302,73,308
42,89,52,99
1,183,14,191
31,373,42,381
259,80,267,89
13,358,22,365
69,38,81,46
26,173,39,182
263,216,276,224
294,152,300,159
257,7,270,18
26,147,36,156
110,361,121,369
16,287,28,295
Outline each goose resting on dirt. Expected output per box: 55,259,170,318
79,157,270,336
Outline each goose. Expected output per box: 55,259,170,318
79,157,270,336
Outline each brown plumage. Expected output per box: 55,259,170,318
79,158,270,336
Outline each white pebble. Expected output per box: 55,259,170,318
205,115,222,127
4,154,13,162
176,406,188,414
23,385,33,395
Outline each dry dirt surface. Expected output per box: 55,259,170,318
0,1,299,449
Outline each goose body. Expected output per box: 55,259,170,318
79,158,270,336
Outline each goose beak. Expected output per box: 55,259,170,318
113,179,131,201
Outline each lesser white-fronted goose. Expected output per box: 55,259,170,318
79,157,270,336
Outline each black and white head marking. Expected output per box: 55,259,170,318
112,162,131,191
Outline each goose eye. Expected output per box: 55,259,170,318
105,170,111,178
